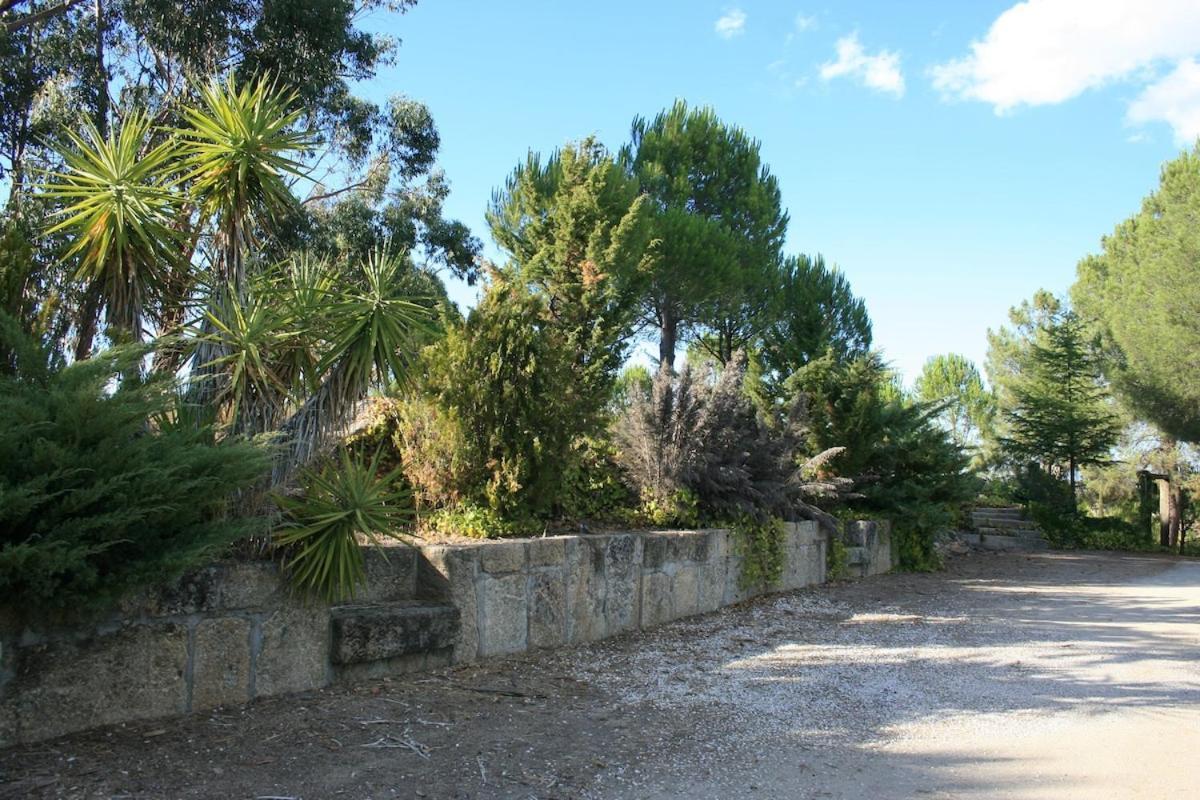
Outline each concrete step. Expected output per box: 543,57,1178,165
330,601,460,668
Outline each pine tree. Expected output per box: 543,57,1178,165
1002,310,1119,499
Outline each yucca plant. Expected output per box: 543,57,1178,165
273,448,414,602
178,75,314,297
274,248,433,482
42,112,184,346
195,287,301,435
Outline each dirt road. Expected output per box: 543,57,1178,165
3,551,1198,799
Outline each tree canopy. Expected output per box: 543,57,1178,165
1073,145,1200,444
999,306,1119,498
914,353,992,448
624,100,787,370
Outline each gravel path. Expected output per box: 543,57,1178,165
3,551,1198,799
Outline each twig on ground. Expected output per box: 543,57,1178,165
360,733,430,758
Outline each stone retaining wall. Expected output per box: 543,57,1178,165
0,521,890,747
420,522,828,663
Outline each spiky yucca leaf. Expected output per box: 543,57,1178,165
273,449,413,603
179,76,313,227
41,112,183,338
317,248,433,387
195,289,299,434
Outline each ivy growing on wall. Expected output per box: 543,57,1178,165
732,515,786,591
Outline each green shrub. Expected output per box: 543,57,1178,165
421,503,519,540
1029,503,1152,551
788,352,977,571
638,488,701,528
0,317,269,614
404,278,580,521
826,534,849,580
558,436,637,521
273,449,414,602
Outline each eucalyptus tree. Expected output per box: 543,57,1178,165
624,100,787,371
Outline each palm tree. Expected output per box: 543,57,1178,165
42,112,182,353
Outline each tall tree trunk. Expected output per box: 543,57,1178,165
1168,483,1183,549
93,0,107,137
1155,477,1173,548
73,281,103,361
1068,454,1077,508
658,305,677,373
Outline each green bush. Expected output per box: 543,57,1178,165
421,503,519,540
0,317,269,614
403,278,579,522
558,436,637,521
789,352,977,571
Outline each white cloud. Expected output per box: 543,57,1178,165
820,34,905,96
795,13,817,33
1128,59,1200,143
930,0,1200,141
715,8,747,39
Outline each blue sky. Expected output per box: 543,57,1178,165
361,1,1200,384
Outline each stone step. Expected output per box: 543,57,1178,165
978,526,1044,539
972,515,1037,530
972,510,1026,521
330,601,460,667
964,532,1050,552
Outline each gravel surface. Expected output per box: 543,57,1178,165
3,550,1198,799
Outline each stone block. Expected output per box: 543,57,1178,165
672,565,700,619
697,557,726,614
358,545,418,603
781,527,823,590
723,553,752,605
642,534,668,570
418,545,480,662
192,617,251,710
527,536,568,567
2,622,188,743
480,541,526,574
640,571,673,628
675,531,710,563
565,538,606,643
138,566,223,617
645,532,709,570
254,606,329,697
706,529,730,563
476,573,527,657
843,520,878,548
527,569,567,648
215,561,281,610
330,603,459,665
603,534,642,633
